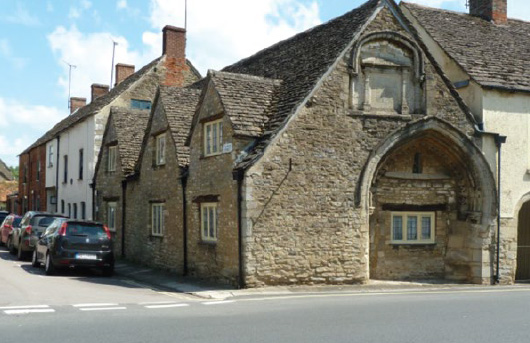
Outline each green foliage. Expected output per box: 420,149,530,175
9,166,19,180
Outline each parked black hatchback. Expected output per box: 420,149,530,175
32,219,114,276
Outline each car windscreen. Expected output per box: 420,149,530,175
32,216,57,228
12,217,21,227
66,224,107,239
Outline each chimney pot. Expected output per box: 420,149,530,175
91,83,109,102
469,0,507,24
162,25,186,60
115,63,135,86
70,97,86,114
161,25,189,87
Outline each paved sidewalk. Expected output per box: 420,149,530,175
114,259,530,300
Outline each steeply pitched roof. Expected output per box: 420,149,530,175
0,159,13,181
21,57,162,155
223,0,380,134
209,71,282,138
110,107,151,177
0,181,18,202
159,86,202,168
22,58,201,155
402,2,530,92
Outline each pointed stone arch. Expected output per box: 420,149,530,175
357,117,497,284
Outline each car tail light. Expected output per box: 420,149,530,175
103,226,112,239
25,225,32,235
59,222,68,236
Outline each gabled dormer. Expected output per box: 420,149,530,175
187,70,281,164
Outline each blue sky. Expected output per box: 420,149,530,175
0,0,528,167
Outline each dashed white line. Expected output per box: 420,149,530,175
0,305,50,310
202,300,235,305
145,303,189,309
79,307,127,311
5,309,55,315
73,303,118,308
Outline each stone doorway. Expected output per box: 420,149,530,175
516,201,530,281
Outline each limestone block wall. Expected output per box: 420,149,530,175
186,84,252,285
125,105,185,273
94,120,124,257
241,7,484,287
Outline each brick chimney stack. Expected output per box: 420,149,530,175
70,97,86,114
469,0,507,24
115,63,135,86
162,25,189,87
91,84,109,102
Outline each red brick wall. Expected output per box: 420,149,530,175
18,145,47,214
162,26,189,87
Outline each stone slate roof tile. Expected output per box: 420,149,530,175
221,0,381,169
21,58,201,155
210,71,282,138
110,107,150,176
159,86,202,167
0,158,13,181
403,2,530,92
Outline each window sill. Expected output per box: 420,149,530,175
199,240,217,246
150,234,164,239
390,243,436,249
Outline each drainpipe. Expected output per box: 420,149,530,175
181,169,188,276
55,136,61,214
494,134,507,284
121,179,127,258
234,169,245,289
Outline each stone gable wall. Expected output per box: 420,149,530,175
94,119,124,257
125,104,185,273
242,7,481,287
185,85,253,285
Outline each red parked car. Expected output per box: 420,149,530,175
0,214,22,246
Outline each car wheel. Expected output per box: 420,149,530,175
7,237,16,255
31,250,40,268
17,242,25,261
45,253,55,276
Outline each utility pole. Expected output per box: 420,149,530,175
64,61,76,110
185,0,188,30
110,40,118,89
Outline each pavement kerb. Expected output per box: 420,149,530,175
114,261,530,300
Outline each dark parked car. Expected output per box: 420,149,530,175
10,212,67,260
32,219,114,276
1,214,22,246
0,211,8,227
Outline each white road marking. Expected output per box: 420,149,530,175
139,301,179,305
145,303,189,309
4,309,55,315
0,305,50,310
73,303,118,308
202,300,235,305
79,307,127,311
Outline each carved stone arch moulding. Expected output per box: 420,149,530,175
349,32,426,115
350,31,425,80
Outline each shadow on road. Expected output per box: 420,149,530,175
0,245,159,292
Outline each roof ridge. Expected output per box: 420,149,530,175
223,0,381,71
208,70,282,84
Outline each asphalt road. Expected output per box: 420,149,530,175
1,245,530,343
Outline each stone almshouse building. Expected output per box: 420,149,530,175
96,0,528,287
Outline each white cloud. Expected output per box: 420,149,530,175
47,25,155,101
146,0,321,75
0,98,65,166
69,7,81,19
6,3,40,26
69,0,93,19
117,0,128,10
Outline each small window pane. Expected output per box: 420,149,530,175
407,216,418,240
421,216,431,240
209,207,215,238
206,125,211,155
203,208,208,237
393,216,403,241
212,124,218,153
